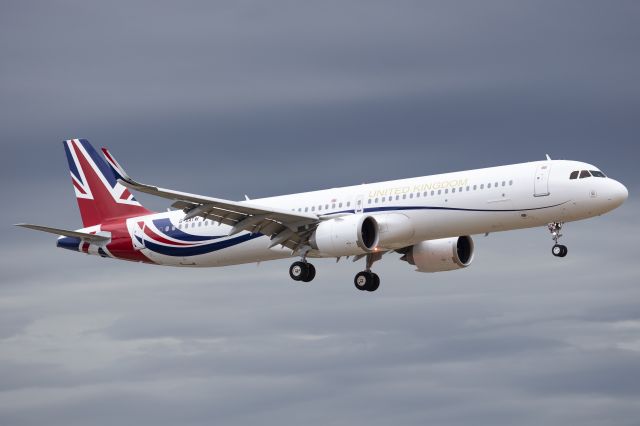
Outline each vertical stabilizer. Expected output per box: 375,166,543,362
63,138,152,227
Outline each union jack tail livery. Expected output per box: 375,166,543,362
63,139,152,227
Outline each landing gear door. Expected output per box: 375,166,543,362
534,163,551,197
355,194,365,214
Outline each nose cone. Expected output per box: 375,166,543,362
607,180,628,208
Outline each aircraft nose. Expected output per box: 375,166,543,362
608,179,628,207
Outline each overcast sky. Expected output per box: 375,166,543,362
1,1,639,425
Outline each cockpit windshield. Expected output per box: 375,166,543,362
569,170,607,179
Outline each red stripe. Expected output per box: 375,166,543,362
142,225,193,246
120,188,132,200
102,148,115,164
72,177,87,194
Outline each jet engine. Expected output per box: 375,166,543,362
400,236,474,272
310,214,379,257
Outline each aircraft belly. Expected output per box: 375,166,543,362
142,234,292,267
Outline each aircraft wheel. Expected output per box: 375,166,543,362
301,263,316,282
354,271,378,292
552,244,568,258
289,261,309,281
366,273,380,292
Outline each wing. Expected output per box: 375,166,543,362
15,223,110,243
101,147,320,251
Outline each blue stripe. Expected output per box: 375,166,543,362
57,236,81,251
321,201,567,217
362,201,568,214
151,218,227,242
144,232,262,257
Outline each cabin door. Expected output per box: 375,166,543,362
534,164,551,197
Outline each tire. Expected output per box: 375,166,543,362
302,263,316,282
552,244,563,257
366,273,380,292
354,271,372,291
289,261,308,281
559,245,568,257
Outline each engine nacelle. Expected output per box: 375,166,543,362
375,213,415,249
310,215,379,257
402,236,474,272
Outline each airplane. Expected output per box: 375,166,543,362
17,139,628,292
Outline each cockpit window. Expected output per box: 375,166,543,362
569,171,579,180
590,170,606,178
579,170,591,179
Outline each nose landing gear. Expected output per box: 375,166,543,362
548,222,568,257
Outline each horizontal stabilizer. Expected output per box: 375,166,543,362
15,223,109,243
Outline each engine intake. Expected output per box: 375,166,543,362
311,215,379,257
401,236,474,272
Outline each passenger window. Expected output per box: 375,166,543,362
480,184,484,189
423,191,428,197
325,204,328,209
502,181,506,186
402,194,406,199
509,180,513,185
487,183,491,188
452,188,456,193
171,226,175,231
339,203,342,208
165,226,169,232
579,170,591,179
445,189,449,194
332,203,336,208
466,186,470,191
347,202,351,207
305,207,308,212
569,171,578,179
431,190,435,196
438,189,441,195
409,193,413,199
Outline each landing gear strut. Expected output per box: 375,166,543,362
354,252,382,292
548,222,568,258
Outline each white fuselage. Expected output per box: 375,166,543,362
108,159,626,267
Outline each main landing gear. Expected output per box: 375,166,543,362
354,252,383,292
548,222,568,258
289,261,316,282
288,252,383,292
